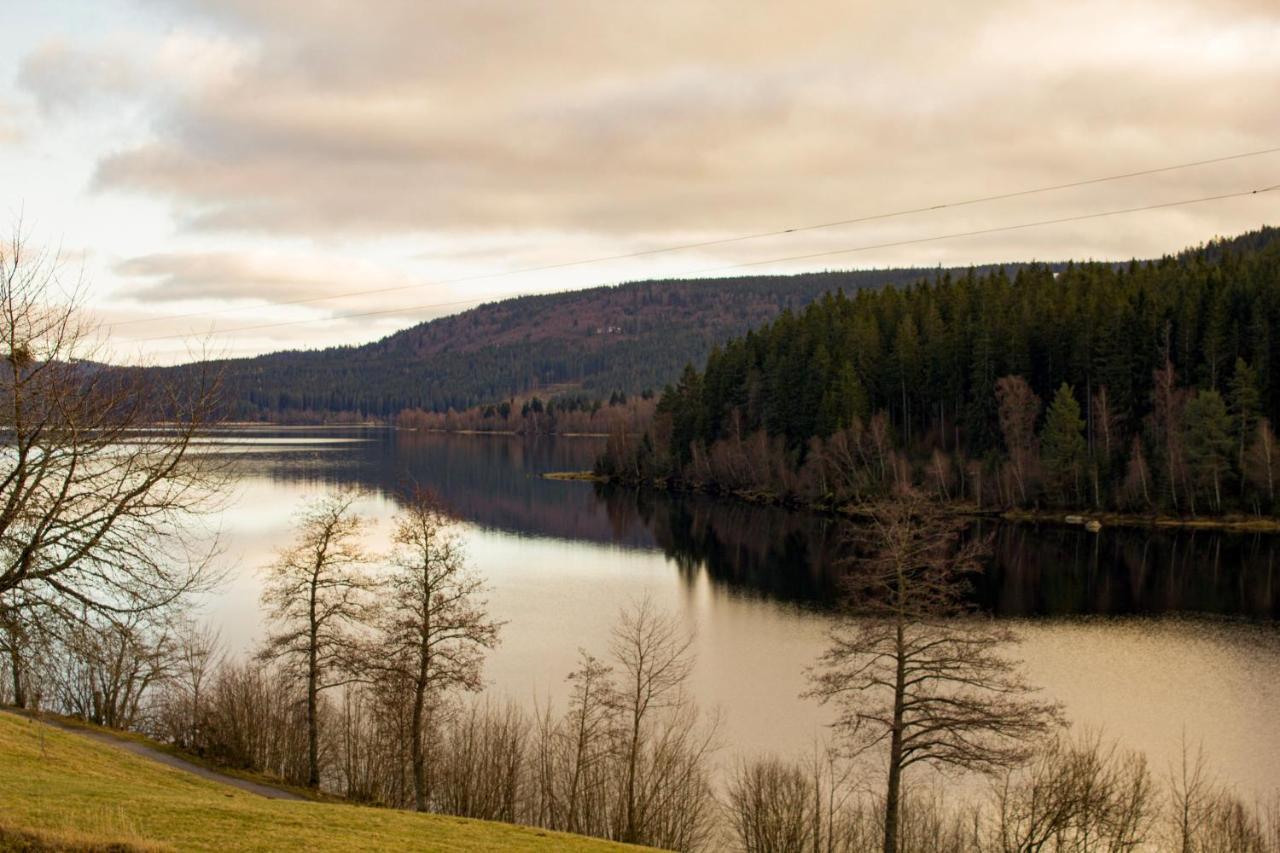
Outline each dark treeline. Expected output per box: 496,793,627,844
397,389,657,435
600,227,1280,517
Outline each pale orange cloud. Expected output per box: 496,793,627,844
8,0,1280,360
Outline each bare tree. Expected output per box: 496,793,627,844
560,650,619,834
1151,355,1189,511
995,376,1041,505
0,231,226,662
1245,418,1277,508
989,730,1155,852
0,590,50,708
371,487,501,811
158,622,223,747
807,494,1061,853
611,596,697,844
49,613,173,729
727,756,817,852
198,659,314,784
259,491,377,788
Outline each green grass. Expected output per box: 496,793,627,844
21,713,337,804
0,713,642,852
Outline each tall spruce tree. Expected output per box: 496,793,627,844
1184,389,1234,513
1040,384,1087,506
1228,358,1261,490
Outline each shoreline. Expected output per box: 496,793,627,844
411,428,612,438
541,470,608,482
564,474,1280,533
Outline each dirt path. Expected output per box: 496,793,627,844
9,711,308,801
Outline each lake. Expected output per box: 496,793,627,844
198,426,1280,798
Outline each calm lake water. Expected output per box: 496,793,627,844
199,427,1280,798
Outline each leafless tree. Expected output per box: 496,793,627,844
1151,355,1189,510
155,622,223,748
259,490,377,788
996,376,1041,505
807,493,1062,853
558,650,620,834
0,231,226,654
423,697,530,822
193,659,314,784
1122,436,1153,510
988,730,1155,852
371,487,501,811
611,595,697,843
1092,386,1117,462
1162,736,1280,853
1246,419,1277,508
727,756,818,852
48,613,173,730
0,590,51,707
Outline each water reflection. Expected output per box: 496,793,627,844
223,427,1280,620
603,484,1280,619
979,523,1279,619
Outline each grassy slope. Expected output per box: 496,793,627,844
0,713,639,852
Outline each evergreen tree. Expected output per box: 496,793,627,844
1228,357,1261,486
1040,384,1087,506
819,361,868,435
1184,389,1234,513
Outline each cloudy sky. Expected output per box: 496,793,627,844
3,0,1278,363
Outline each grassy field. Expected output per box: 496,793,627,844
0,712,643,852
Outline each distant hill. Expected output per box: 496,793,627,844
173,265,1025,419
164,228,1273,421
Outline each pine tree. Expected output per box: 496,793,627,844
1184,389,1234,513
819,361,868,436
1040,384,1087,506
1228,358,1261,489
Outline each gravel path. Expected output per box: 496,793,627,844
10,710,308,801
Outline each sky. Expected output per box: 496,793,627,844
3,0,1279,364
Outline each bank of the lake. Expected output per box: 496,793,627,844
584,471,1280,533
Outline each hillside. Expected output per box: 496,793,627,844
0,711,639,853
598,226,1280,517
180,265,1026,420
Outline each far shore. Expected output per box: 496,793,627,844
572,474,1280,534
410,428,612,438
542,470,608,482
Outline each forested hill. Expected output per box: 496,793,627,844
171,265,1025,420
598,226,1280,517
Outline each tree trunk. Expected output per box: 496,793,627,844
8,646,24,709
411,681,427,811
411,626,432,811
624,707,641,843
883,621,906,853
307,640,319,788
307,572,321,789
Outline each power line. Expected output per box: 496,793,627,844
132,181,1279,344
108,144,1280,331
690,184,1280,275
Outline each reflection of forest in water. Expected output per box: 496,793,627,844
599,485,1280,618
229,428,657,549
619,487,1280,618
227,428,1279,619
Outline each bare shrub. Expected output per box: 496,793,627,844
988,730,1155,852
